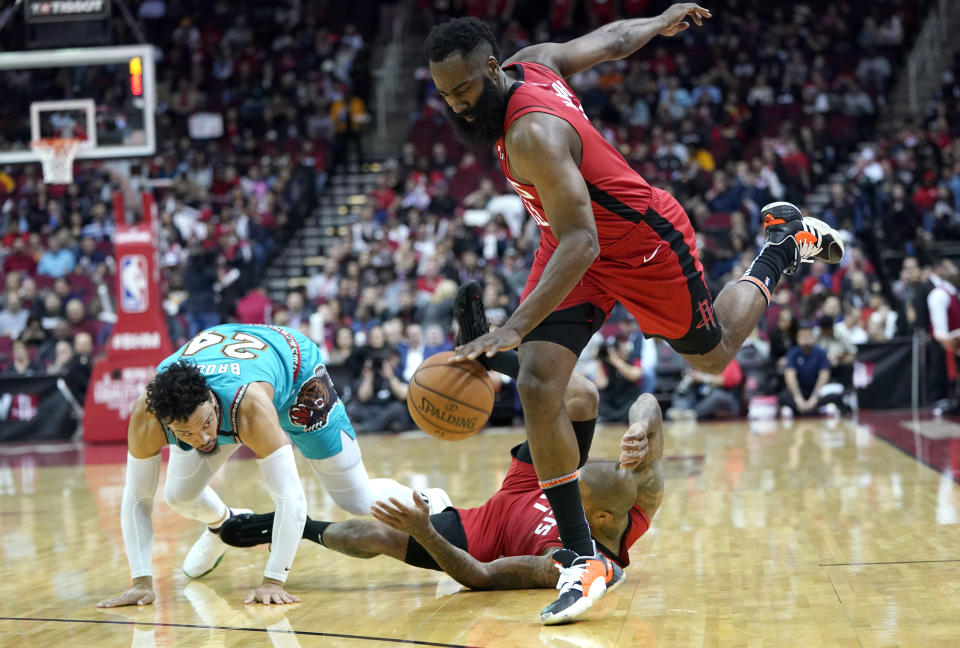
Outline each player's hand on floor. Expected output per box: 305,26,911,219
245,582,300,605
451,327,522,362
619,421,651,470
97,585,155,608
371,491,431,537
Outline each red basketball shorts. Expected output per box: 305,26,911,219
521,188,722,356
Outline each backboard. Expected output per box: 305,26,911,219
0,44,156,164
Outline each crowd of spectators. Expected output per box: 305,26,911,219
0,0,382,401
1,0,959,426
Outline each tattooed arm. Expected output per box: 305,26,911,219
632,460,664,518
372,492,559,590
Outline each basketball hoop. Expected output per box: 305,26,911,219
30,137,82,185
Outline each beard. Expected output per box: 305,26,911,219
443,76,507,149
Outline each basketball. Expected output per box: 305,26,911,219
407,351,495,440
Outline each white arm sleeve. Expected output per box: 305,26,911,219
257,444,307,582
121,452,161,579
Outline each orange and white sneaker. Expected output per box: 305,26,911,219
761,201,844,275
540,548,625,625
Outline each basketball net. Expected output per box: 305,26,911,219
30,137,82,185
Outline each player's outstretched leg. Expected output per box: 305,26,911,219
683,201,844,374
221,512,410,560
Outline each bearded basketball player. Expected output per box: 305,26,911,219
427,4,844,623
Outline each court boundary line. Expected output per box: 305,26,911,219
0,616,479,647
820,558,960,567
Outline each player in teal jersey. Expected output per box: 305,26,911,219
98,324,450,608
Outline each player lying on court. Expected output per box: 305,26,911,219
427,4,845,622
219,387,662,603
97,324,449,608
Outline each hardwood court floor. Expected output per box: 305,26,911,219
2,415,960,647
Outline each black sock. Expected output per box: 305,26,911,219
540,474,595,556
740,240,795,305
572,418,596,468
481,350,519,378
304,519,332,545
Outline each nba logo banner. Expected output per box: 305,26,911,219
120,254,148,313
85,205,172,442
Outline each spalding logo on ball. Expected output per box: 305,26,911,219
407,351,494,440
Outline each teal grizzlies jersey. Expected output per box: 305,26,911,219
157,324,356,459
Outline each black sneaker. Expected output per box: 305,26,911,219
760,201,844,275
454,280,489,345
540,548,625,625
219,512,274,548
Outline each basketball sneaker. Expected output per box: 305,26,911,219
540,548,625,625
219,512,273,548
454,280,489,346
420,487,453,514
760,201,845,275
182,507,252,578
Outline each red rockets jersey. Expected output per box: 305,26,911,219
457,454,651,567
495,60,657,251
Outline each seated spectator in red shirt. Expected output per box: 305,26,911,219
369,173,398,215
416,257,444,297
235,283,273,324
3,238,37,278
1,222,29,249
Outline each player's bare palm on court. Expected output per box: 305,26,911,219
659,3,711,37
451,326,522,363
97,579,155,608
245,579,300,605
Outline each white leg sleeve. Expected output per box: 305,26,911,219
163,444,241,526
306,431,416,515
121,453,161,579
257,444,307,582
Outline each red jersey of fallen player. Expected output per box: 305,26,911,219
456,452,650,567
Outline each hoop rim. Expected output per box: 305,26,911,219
29,137,86,152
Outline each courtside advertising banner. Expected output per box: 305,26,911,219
84,194,171,442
